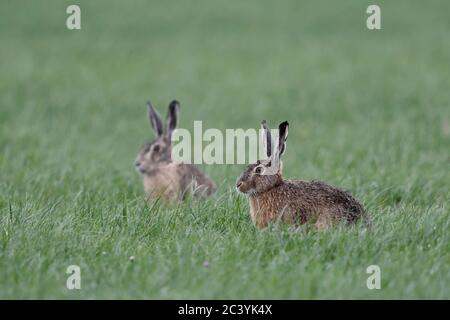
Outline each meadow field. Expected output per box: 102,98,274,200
0,1,449,299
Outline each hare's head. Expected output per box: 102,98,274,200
135,100,179,174
236,120,289,194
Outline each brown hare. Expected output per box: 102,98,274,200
236,120,365,229
135,100,216,202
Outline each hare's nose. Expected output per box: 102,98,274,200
236,181,243,188
135,162,141,167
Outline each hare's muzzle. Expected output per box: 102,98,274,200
135,161,145,174
236,181,248,193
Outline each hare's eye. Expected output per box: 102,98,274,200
153,145,160,153
255,166,263,174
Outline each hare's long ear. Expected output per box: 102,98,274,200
276,121,289,159
166,100,180,141
147,101,163,137
261,120,272,158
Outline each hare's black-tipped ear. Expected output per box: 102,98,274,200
277,121,289,157
166,100,180,139
147,101,163,137
261,120,272,158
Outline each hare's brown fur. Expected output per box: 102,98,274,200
143,162,216,202
248,177,363,229
136,100,216,202
236,120,364,229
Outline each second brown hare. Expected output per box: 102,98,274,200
236,120,365,229
135,100,216,202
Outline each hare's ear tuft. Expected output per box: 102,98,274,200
166,100,180,139
277,121,289,157
261,120,272,158
147,101,163,137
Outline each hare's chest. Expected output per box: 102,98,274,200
249,189,299,228
249,195,280,228
143,170,180,200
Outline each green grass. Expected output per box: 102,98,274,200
0,0,449,299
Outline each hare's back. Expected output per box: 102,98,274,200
284,180,364,222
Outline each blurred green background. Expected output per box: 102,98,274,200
0,1,448,299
